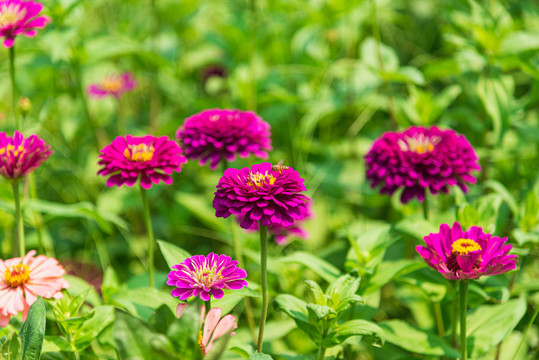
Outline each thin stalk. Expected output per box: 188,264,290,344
512,304,539,360
422,195,429,220
434,302,445,337
205,298,212,313
451,282,458,347
140,187,155,288
12,181,25,256
9,46,21,130
256,223,268,353
317,320,329,360
247,0,257,111
459,280,469,360
27,173,54,257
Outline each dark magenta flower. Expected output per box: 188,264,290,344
365,126,480,203
87,72,136,99
0,0,50,48
176,109,272,170
97,135,187,189
416,222,517,280
213,162,310,229
167,253,248,301
0,131,52,180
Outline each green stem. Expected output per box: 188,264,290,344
317,319,329,360
451,282,458,347
9,46,21,130
205,298,212,313
422,194,429,220
512,304,539,360
247,0,257,111
140,187,155,288
459,280,469,360
11,180,25,257
257,223,268,353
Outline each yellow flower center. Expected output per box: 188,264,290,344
246,171,276,189
123,143,154,162
0,3,26,28
4,263,30,288
102,77,124,93
397,134,440,154
191,262,223,288
452,238,482,255
0,144,25,157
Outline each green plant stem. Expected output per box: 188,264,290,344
140,187,155,288
257,223,268,353
434,302,445,337
247,0,257,111
11,181,25,256
317,320,329,360
205,298,212,313
422,195,429,220
451,282,458,347
9,46,21,130
459,280,469,360
512,304,539,360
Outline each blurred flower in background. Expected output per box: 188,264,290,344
97,134,187,189
177,109,272,170
87,72,137,99
416,222,518,280
365,126,481,203
0,0,50,48
0,250,69,326
0,130,52,180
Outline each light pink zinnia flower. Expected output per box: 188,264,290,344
0,0,50,48
87,72,137,99
0,130,52,180
198,306,237,356
0,250,69,327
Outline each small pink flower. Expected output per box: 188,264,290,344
0,130,52,180
198,306,237,356
0,250,69,327
87,72,137,99
0,0,50,48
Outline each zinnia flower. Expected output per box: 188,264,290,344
176,109,272,170
97,134,187,189
167,253,248,301
213,162,310,229
0,130,52,180
0,0,50,48
87,72,137,99
416,222,517,280
365,126,480,203
0,250,69,327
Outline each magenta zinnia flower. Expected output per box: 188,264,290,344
87,72,137,99
167,253,248,301
97,135,187,189
0,250,69,327
0,131,52,180
213,162,310,229
176,109,272,170
365,126,480,203
416,222,517,280
0,0,50,48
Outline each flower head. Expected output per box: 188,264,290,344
0,131,52,180
365,126,480,203
87,72,137,99
0,250,69,326
214,162,310,229
167,253,248,301
416,222,517,280
97,135,187,189
0,0,50,48
176,109,272,170
198,306,237,356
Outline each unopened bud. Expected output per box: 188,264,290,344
18,97,32,115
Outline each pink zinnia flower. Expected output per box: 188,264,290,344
365,126,481,203
167,253,248,301
87,72,137,99
0,250,69,327
97,135,187,189
213,162,310,229
176,109,272,170
0,130,52,180
416,222,518,280
0,0,50,48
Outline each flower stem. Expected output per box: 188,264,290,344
140,187,155,288
451,282,458,347
422,194,429,221
11,180,25,257
434,302,445,338
205,298,212,313
459,279,469,360
9,46,21,130
257,222,268,353
512,304,539,360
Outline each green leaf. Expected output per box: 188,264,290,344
305,280,326,305
520,190,539,231
72,306,114,351
19,298,46,360
364,260,427,295
466,297,527,358
42,336,72,353
306,304,336,322
278,251,341,283
326,274,362,314
249,351,274,360
323,320,385,348
394,218,438,241
458,204,480,230
483,180,518,216
0,330,22,360
114,287,178,316
476,76,513,145
157,240,191,270
274,294,321,342
500,31,539,54
379,319,460,357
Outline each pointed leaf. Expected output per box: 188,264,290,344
157,240,191,270
19,298,46,360
323,320,385,348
